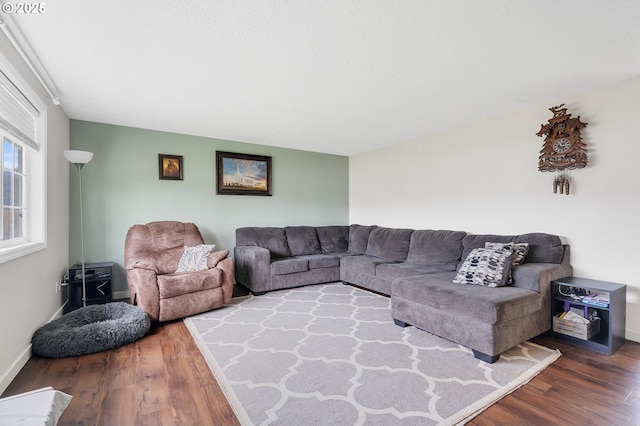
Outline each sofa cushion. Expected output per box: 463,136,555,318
406,229,465,268
376,262,453,280
460,235,513,265
365,227,414,262
513,233,563,263
316,226,349,253
348,224,377,254
392,274,542,325
236,227,291,258
453,247,513,287
285,226,321,256
296,254,341,269
460,233,563,267
340,255,391,275
271,258,309,275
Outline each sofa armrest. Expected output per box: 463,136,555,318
512,262,572,330
234,246,271,292
512,262,573,294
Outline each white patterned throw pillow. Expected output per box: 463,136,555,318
175,244,215,273
512,243,529,266
485,242,529,284
485,242,529,266
453,247,513,287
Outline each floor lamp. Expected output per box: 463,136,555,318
64,150,94,308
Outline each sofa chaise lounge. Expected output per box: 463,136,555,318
234,224,572,362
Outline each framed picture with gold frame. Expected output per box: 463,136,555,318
158,154,183,180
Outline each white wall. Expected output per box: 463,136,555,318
0,34,70,392
350,77,640,342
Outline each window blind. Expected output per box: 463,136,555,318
0,69,39,150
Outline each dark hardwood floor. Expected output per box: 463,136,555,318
3,307,639,425
470,335,640,425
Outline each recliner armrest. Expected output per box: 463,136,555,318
216,256,234,304
207,250,229,269
126,267,161,320
127,259,159,273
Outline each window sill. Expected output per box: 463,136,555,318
0,241,46,265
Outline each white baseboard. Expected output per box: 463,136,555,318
0,304,66,395
0,345,31,395
625,328,640,343
113,290,130,301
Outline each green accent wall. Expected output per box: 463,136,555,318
69,120,349,295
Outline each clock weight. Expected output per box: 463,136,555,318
553,172,570,195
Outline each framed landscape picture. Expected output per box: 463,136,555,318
158,154,183,180
216,151,272,196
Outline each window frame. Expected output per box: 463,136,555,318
0,51,47,264
2,135,28,245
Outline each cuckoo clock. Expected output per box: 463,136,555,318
536,104,588,195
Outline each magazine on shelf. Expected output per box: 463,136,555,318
582,293,609,307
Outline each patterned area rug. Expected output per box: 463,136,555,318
185,283,560,425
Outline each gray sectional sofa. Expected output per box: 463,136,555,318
234,226,351,295
234,224,572,362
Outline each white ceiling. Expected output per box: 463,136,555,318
6,0,640,156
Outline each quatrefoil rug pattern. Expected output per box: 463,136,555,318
185,283,560,425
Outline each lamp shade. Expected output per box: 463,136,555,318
64,150,93,164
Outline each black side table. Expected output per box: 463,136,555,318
67,262,114,311
551,276,626,355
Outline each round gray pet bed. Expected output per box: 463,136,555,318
32,302,151,358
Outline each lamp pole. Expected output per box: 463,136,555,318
75,161,87,307
64,150,93,308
